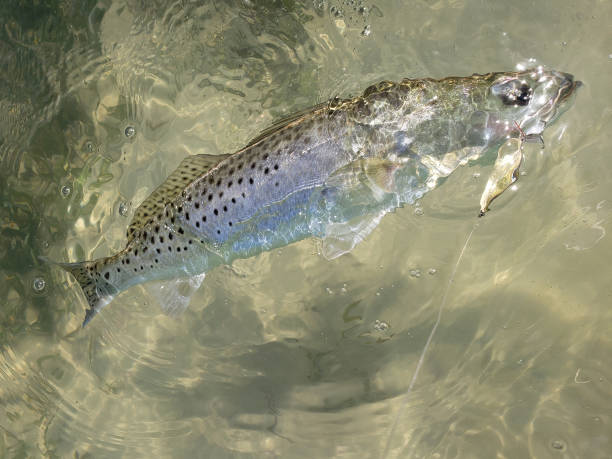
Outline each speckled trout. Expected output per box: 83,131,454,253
52,69,580,326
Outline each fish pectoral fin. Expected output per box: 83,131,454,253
320,209,387,260
145,273,206,316
325,159,403,202
479,138,524,216
362,158,402,195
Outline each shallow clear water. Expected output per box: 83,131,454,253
1,0,611,457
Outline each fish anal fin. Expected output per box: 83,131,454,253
145,273,206,316
127,154,230,241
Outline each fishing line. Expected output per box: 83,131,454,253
382,221,477,459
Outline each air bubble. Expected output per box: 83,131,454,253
373,319,389,331
472,172,481,179
85,141,94,152
361,25,371,37
550,440,566,451
32,277,46,292
60,184,72,197
410,269,421,278
428,268,437,275
414,207,424,216
125,126,136,138
326,287,334,295
118,201,129,217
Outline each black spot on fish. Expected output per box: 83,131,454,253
168,233,173,240
275,182,279,186
217,230,221,234
219,191,223,198
155,259,159,263
249,178,254,185
160,236,164,243
228,181,232,188
242,192,246,198
263,153,269,160
251,162,256,169
156,248,161,254
238,178,243,184
125,259,130,265
104,272,109,280
216,179,222,186
117,268,121,273
208,194,213,201
177,247,181,252
178,227,184,234
168,247,172,252
196,221,200,228
223,205,227,212
151,236,155,243
214,209,219,215
264,167,269,174
274,164,279,170
134,249,138,256
231,197,236,203
202,215,207,222
229,221,232,226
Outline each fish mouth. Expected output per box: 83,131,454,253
535,72,582,127
556,72,582,103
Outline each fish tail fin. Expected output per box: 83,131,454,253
39,256,115,327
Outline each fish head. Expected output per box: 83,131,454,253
487,68,581,136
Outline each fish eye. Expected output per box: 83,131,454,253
493,80,533,106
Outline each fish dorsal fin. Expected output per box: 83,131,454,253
244,102,329,148
126,154,229,241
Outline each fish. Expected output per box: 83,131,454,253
49,69,580,326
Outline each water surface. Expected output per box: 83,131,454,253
1,0,611,457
